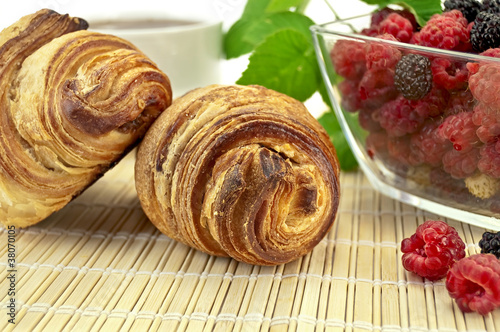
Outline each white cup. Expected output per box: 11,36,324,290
88,13,223,98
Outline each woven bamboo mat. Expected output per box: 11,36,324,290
1,151,500,332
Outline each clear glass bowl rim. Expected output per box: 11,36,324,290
310,14,500,230
310,14,500,64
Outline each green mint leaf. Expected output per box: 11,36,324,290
317,110,358,171
360,0,441,25
224,19,258,59
395,0,442,25
243,12,315,47
237,29,320,102
242,0,272,18
224,12,315,59
266,0,306,12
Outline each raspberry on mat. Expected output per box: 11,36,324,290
446,254,500,315
401,220,466,281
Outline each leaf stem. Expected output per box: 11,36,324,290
323,0,341,20
296,0,311,14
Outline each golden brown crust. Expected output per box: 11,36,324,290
0,9,172,228
135,84,340,265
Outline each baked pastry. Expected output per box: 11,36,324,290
0,9,172,228
135,85,340,265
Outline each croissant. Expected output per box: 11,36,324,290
135,84,340,265
0,9,172,228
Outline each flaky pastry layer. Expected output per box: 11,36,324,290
0,9,172,227
135,85,340,265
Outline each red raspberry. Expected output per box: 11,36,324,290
465,48,500,74
366,131,389,159
468,63,500,110
478,142,500,178
358,68,398,109
430,167,471,202
431,57,468,90
374,96,424,137
442,8,469,26
364,34,402,70
480,47,500,58
472,103,500,144
387,135,418,166
338,79,362,113
401,220,466,281
370,7,418,30
330,40,366,80
379,13,414,43
446,254,500,315
445,90,475,116
442,148,479,178
361,26,379,37
358,108,381,132
412,10,470,51
410,119,451,167
412,87,449,118
439,111,480,152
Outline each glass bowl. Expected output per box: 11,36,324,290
310,14,500,230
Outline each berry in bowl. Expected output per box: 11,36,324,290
311,5,500,230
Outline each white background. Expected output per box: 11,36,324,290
0,0,374,114
0,1,373,30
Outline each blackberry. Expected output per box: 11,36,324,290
443,0,481,22
481,0,500,14
394,54,433,100
470,12,500,53
479,231,500,258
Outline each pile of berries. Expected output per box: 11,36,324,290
330,1,500,214
402,221,500,315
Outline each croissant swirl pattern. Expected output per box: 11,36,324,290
0,9,172,228
135,85,340,265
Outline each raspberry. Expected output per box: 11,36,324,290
364,34,402,70
387,135,417,166
370,7,418,31
413,10,470,51
401,220,466,281
410,119,451,167
338,79,362,113
331,40,366,80
470,12,500,53
472,103,500,144
479,232,500,258
412,87,449,118
442,148,479,178
441,9,470,27
431,57,468,91
445,90,475,116
480,47,500,58
358,107,381,132
478,142,500,178
430,167,471,201
379,13,413,43
374,96,424,137
366,131,389,159
446,254,500,315
481,0,500,14
468,62,500,110
394,54,433,100
438,111,479,152
360,26,379,37
443,0,481,23
358,67,398,109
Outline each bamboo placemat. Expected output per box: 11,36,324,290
1,151,500,332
